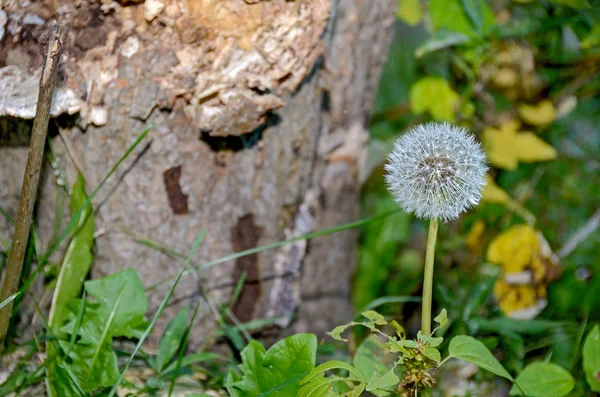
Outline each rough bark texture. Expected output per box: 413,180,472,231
0,0,396,346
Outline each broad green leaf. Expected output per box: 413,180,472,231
410,77,460,122
227,334,317,397
460,0,485,34
156,305,189,372
300,361,364,397
84,268,149,339
509,362,575,397
583,325,600,391
354,336,393,396
366,370,399,393
421,347,441,364
397,0,422,26
361,310,387,325
429,0,494,37
448,335,513,381
259,334,317,396
59,341,119,391
415,31,471,58
48,173,95,337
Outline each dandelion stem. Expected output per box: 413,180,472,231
421,217,439,336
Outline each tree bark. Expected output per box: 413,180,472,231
0,0,396,346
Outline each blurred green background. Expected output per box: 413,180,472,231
354,0,600,392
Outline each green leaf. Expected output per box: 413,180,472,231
421,347,441,364
460,0,484,34
48,173,95,336
366,370,399,393
59,341,119,391
354,336,394,396
156,305,189,372
327,324,351,342
429,0,494,37
299,361,364,397
227,334,317,397
361,310,387,325
397,0,422,26
84,268,149,339
448,335,513,381
415,31,471,58
509,362,575,397
434,308,448,328
409,76,460,122
583,325,600,391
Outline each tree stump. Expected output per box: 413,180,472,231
0,0,396,346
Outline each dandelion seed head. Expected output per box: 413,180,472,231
384,122,488,222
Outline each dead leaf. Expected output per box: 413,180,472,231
518,100,556,126
483,120,557,170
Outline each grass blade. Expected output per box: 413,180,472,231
0,126,151,313
107,229,206,397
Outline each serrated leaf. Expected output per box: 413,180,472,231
448,335,513,381
227,334,317,397
156,305,189,372
434,308,448,328
421,347,441,363
415,31,471,58
583,325,600,391
410,77,460,122
361,310,387,325
509,362,575,397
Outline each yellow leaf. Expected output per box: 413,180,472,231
493,278,547,320
518,100,556,126
481,175,510,204
410,77,459,122
513,132,558,163
483,120,557,170
397,0,422,26
487,224,561,284
466,219,485,254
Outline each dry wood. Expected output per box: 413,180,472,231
0,23,66,346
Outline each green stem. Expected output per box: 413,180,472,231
421,217,439,336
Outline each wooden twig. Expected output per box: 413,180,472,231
558,209,600,260
0,22,66,346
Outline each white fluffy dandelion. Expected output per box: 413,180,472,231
385,122,488,222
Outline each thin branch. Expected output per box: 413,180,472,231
558,209,600,259
0,22,66,346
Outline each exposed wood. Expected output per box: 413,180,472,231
0,22,65,346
